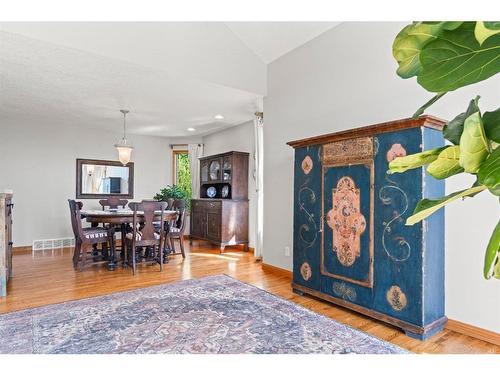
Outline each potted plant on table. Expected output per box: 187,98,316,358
390,21,499,279
154,185,189,210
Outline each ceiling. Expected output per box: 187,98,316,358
225,22,340,64
0,22,340,138
0,31,261,138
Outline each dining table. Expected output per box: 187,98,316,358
80,209,178,270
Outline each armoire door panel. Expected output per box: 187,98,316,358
372,128,425,325
321,163,373,288
293,145,322,290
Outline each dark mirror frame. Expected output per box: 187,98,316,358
76,158,134,199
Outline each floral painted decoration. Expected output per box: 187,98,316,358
386,143,407,162
300,262,312,281
386,285,407,311
326,176,366,267
301,155,313,175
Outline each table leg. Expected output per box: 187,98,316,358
121,224,128,266
91,222,99,261
107,227,117,271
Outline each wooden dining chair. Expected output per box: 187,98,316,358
99,197,129,210
68,199,115,271
125,200,167,275
166,199,187,258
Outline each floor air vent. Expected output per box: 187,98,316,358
32,238,75,251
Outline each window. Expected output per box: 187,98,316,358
173,150,192,200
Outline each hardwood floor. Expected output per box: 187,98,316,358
1,241,498,354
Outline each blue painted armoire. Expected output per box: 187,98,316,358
288,116,447,340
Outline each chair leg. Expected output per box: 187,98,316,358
79,244,86,272
170,236,176,254
123,240,129,269
91,243,98,260
122,237,130,267
158,245,163,272
179,236,186,259
131,245,136,275
163,233,171,256
73,241,81,269
102,243,108,260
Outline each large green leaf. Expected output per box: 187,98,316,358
427,145,464,179
406,185,487,225
423,22,464,31
442,96,480,145
483,107,500,143
484,220,500,279
418,23,500,92
392,22,451,79
459,112,490,173
484,22,500,29
477,146,500,195
475,21,500,45
388,146,446,174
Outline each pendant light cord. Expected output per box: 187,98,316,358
120,109,129,141
123,111,127,140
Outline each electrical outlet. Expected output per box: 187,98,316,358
284,246,291,257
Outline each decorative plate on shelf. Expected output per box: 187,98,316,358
209,160,220,180
221,185,229,198
206,186,217,198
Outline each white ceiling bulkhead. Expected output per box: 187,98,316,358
0,22,340,137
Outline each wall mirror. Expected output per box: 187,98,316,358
76,158,134,199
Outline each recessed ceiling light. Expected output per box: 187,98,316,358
214,114,224,120
187,127,196,132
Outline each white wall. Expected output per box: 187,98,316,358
202,121,257,248
0,119,173,247
263,22,500,332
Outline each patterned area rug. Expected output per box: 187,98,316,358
0,275,407,354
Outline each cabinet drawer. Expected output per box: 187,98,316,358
191,200,204,211
191,200,221,212
205,201,221,212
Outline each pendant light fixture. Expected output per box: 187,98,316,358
115,109,134,165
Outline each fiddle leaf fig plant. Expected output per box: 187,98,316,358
389,21,500,279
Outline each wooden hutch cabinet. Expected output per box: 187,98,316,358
190,151,249,252
0,191,13,297
288,116,447,340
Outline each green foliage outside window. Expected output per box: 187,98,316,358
176,152,192,201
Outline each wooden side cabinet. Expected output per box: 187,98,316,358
0,191,13,297
190,199,249,252
191,151,250,253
